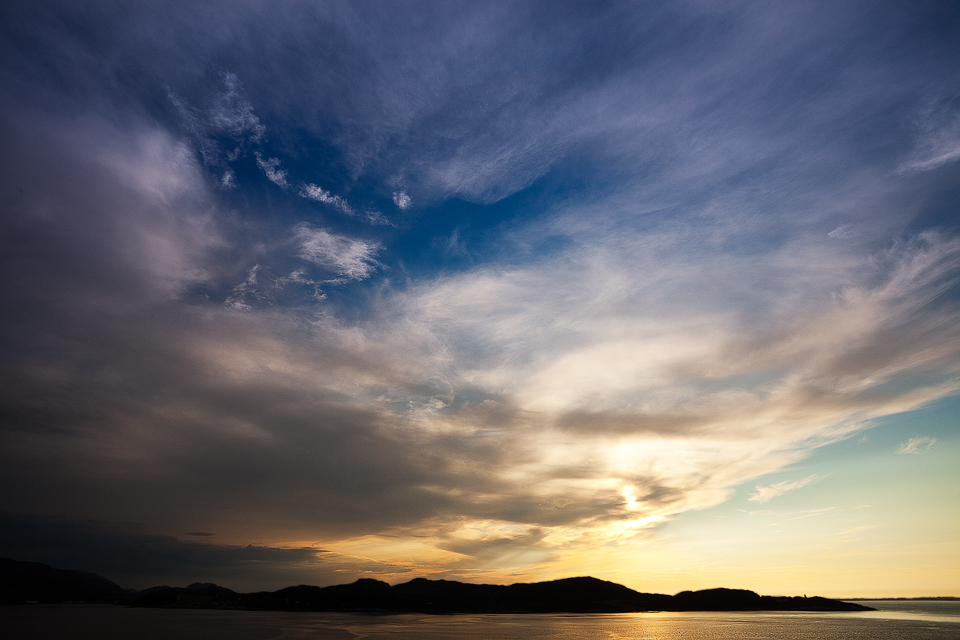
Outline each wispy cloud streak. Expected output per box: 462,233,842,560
294,223,381,281
897,436,936,454
256,153,289,188
301,183,353,214
899,92,960,173
749,476,823,504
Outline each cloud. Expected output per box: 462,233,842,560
362,209,392,226
392,190,411,210
224,265,265,310
167,72,266,170
294,223,381,280
899,92,960,173
0,513,408,591
300,183,353,214
382,226,960,548
828,225,857,239
0,114,220,309
749,475,823,504
300,185,391,225
256,153,289,188
209,72,266,142
897,435,936,454
220,169,236,189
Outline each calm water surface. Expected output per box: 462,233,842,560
3,601,958,639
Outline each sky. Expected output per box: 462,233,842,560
0,1,958,598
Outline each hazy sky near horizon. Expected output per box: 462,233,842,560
1,1,958,597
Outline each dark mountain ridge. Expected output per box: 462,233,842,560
129,575,873,613
0,557,872,612
0,557,127,604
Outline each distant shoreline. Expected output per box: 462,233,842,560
2,557,874,613
843,597,959,601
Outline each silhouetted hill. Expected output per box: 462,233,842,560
129,576,871,613
505,576,674,612
671,587,861,611
132,583,241,608
0,557,127,604
674,587,763,610
1,557,873,613
387,576,674,613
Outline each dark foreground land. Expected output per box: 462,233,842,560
1,557,872,613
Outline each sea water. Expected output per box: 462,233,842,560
2,601,958,639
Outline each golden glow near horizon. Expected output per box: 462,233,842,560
244,411,959,598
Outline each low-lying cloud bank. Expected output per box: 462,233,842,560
0,513,410,592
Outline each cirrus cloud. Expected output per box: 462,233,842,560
897,435,937,454
749,476,824,504
294,223,381,281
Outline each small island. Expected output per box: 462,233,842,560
2,557,872,613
